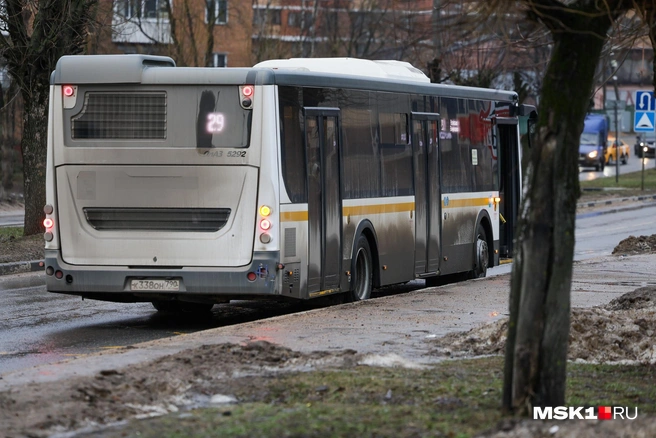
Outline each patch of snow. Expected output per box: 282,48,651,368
210,394,238,404
359,353,426,369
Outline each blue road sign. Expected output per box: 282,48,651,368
635,111,655,132
635,90,656,112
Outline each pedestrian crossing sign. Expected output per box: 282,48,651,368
635,111,655,132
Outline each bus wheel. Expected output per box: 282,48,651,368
472,224,489,278
350,235,373,301
152,300,214,314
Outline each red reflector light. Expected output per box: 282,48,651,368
242,85,254,97
247,272,257,281
260,219,271,230
63,85,75,97
43,218,54,229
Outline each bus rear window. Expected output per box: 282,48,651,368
67,86,252,148
72,92,167,140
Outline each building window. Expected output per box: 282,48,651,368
211,53,227,67
253,8,281,26
287,11,312,29
206,0,228,25
115,0,168,20
115,0,138,18
143,0,168,19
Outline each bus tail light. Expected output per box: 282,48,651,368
258,205,273,243
43,205,55,241
246,272,257,282
62,85,78,109
63,85,75,97
259,205,271,217
239,85,254,109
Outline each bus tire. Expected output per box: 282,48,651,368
152,300,214,314
350,235,373,301
471,223,489,278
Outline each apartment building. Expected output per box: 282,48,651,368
105,0,253,67
251,0,436,66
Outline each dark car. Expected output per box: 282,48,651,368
635,136,656,158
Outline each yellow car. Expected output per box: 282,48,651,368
605,138,630,164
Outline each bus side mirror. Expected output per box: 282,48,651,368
518,104,537,148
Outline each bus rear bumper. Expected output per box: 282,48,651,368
44,249,284,302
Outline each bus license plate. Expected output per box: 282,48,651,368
130,279,180,291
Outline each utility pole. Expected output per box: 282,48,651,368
610,59,620,183
613,77,620,183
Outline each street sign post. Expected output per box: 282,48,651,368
634,90,656,133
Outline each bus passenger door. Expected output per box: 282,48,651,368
304,109,342,294
412,113,441,275
496,119,520,258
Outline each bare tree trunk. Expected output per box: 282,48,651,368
20,94,48,235
503,21,611,413
204,0,216,67
0,84,9,201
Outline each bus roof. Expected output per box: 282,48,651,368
52,55,518,104
254,58,431,83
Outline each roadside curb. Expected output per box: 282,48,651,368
576,194,656,209
0,260,44,276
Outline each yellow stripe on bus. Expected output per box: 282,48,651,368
344,202,414,216
281,201,415,222
281,199,490,222
281,211,309,222
443,198,491,208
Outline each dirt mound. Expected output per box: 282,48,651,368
613,234,656,255
431,286,656,364
0,234,43,264
606,287,656,310
0,342,359,437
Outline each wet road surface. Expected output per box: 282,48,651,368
0,275,424,375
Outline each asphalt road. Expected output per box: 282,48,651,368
579,155,655,182
1,203,655,376
0,212,24,228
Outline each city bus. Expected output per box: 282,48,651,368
43,55,533,312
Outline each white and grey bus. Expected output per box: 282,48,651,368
44,55,534,311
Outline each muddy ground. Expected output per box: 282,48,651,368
430,285,656,365
0,235,655,437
